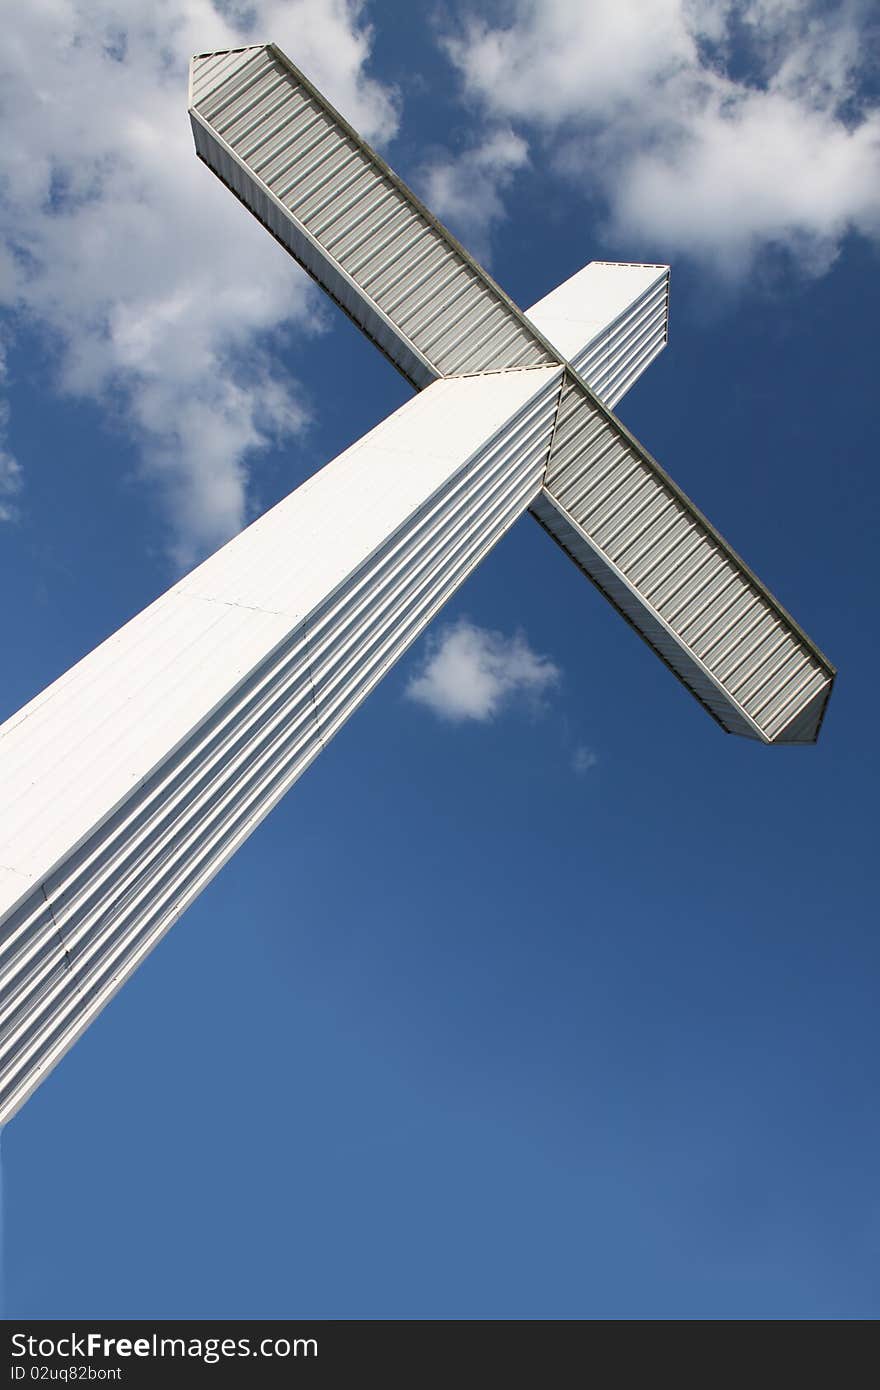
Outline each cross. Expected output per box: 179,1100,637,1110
0,43,835,1126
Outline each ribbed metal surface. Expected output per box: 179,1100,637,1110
535,373,834,741
526,261,669,407
189,45,553,386
571,273,669,408
189,45,259,107
0,367,562,1124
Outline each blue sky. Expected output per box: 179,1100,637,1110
1,0,879,1319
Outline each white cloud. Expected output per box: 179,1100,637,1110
572,745,598,775
0,446,23,523
0,1,397,565
419,126,529,263
613,89,879,276
440,0,880,275
0,345,22,521
404,617,560,723
444,0,693,125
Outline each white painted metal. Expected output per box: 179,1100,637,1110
0,367,563,1125
526,261,669,405
0,40,835,1126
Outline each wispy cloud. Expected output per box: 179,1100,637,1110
405,617,560,723
439,0,880,274
0,1,397,566
572,745,598,776
419,126,529,263
0,345,22,522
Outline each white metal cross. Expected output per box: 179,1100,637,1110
0,43,835,1125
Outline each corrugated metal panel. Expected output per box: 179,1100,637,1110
526,261,669,406
571,276,669,408
0,366,562,1124
189,44,553,386
534,373,834,741
188,45,264,109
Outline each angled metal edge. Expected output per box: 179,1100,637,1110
768,678,834,745
188,45,266,108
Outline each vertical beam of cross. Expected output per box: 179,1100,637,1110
0,42,834,1127
0,365,565,1125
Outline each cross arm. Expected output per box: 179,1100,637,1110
533,374,833,742
190,43,835,743
189,44,554,386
